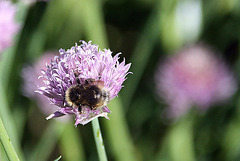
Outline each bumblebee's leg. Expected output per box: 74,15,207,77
76,78,81,85
78,106,82,114
74,72,79,77
90,106,97,110
74,72,81,85
61,83,66,106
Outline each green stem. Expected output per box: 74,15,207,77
0,80,23,160
167,118,195,161
80,0,108,47
92,118,108,161
0,116,20,161
154,113,196,161
28,120,62,161
221,98,240,160
104,98,138,161
0,143,8,161
59,123,86,161
121,1,161,108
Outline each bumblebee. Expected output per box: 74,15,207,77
65,76,110,113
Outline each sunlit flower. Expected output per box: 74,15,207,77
36,41,131,125
22,53,58,115
0,1,20,53
155,44,237,118
175,0,202,43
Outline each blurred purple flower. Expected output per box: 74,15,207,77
155,44,237,118
22,53,58,116
0,1,20,53
36,41,131,126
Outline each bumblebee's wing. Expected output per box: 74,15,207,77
93,80,105,89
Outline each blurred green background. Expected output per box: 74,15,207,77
1,0,240,161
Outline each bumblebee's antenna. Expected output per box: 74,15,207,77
74,72,81,85
76,78,81,85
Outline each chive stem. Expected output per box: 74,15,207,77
92,118,108,161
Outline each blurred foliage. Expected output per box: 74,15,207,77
0,0,240,161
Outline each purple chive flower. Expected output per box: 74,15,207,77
0,1,20,53
36,41,131,126
155,44,237,118
22,53,59,115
